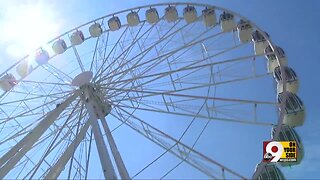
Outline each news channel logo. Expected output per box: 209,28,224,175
263,141,297,163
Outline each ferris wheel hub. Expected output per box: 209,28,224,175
71,71,93,86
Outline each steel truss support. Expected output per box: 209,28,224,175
83,93,117,179
82,84,129,179
44,117,91,179
112,107,246,179
0,91,79,179
100,115,130,179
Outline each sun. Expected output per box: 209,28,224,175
0,2,60,58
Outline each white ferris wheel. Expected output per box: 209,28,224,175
0,2,305,179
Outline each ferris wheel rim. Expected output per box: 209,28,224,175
0,2,294,179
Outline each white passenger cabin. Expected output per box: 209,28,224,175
237,19,253,43
146,8,159,24
252,30,270,55
202,7,217,27
35,49,50,65
16,60,33,78
52,39,67,55
273,66,299,94
89,23,103,37
220,12,236,32
70,30,85,46
165,6,178,22
108,16,121,31
271,125,304,167
253,163,284,180
265,45,288,73
0,74,17,92
183,6,197,23
277,92,305,127
127,11,140,26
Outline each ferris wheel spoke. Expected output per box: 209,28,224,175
43,64,74,82
71,155,87,179
46,118,90,179
147,23,205,91
101,34,246,93
111,108,220,179
117,97,265,126
92,31,114,75
0,121,36,147
160,118,212,179
0,66,42,102
0,3,299,179
27,101,83,178
0,71,73,106
0,110,78,159
44,116,91,179
96,18,192,82
95,15,171,81
107,46,242,101
28,117,85,179
91,20,108,73
112,40,253,91
69,36,85,73
111,106,246,179
13,81,68,100
102,53,265,89
19,108,85,179
110,28,234,84
93,26,130,81
106,19,186,84
102,21,149,83
66,108,83,179
98,31,145,82
113,101,274,126
131,93,207,178
84,128,93,180
89,20,107,73
0,91,79,178
143,72,270,91
0,93,73,122
28,85,59,109
0,91,74,128
94,22,147,80
89,34,102,72
2,116,72,179
98,22,219,84
109,87,277,105
8,89,73,98
20,80,72,87
21,123,73,178
0,100,76,142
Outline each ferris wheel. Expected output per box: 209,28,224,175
0,2,305,179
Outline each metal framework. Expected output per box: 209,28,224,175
0,2,293,179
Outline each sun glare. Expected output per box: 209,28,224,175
0,2,60,58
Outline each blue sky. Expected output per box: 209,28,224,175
0,0,319,179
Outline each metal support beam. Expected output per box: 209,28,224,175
0,91,79,178
45,118,91,179
112,106,246,179
82,85,117,179
100,116,130,179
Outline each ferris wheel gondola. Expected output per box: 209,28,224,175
0,3,304,179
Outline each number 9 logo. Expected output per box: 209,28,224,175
266,141,283,162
